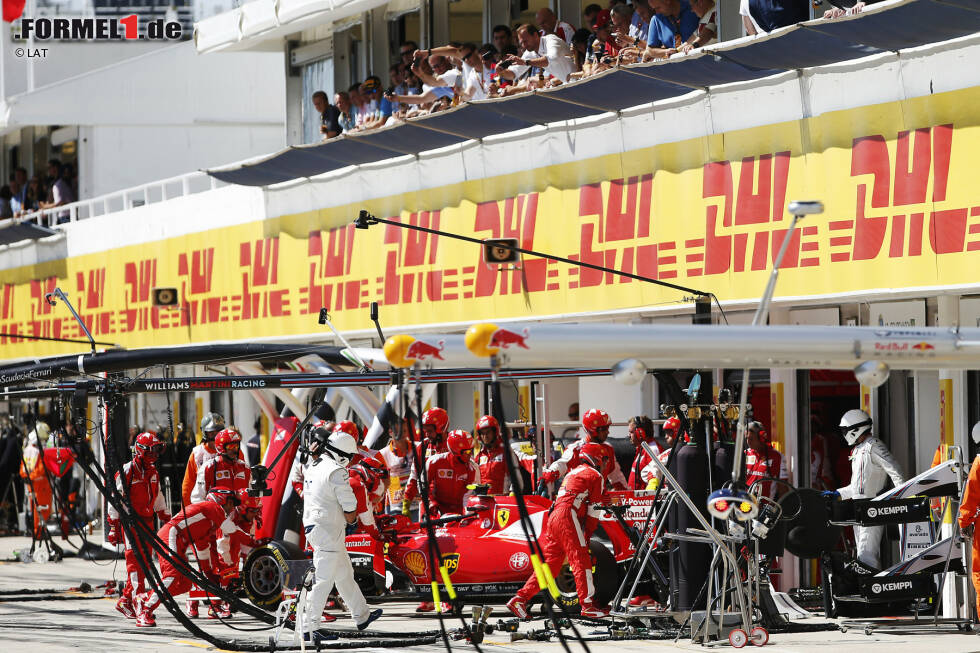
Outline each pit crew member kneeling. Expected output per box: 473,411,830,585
507,442,611,619
136,488,240,627
302,425,382,644
211,489,264,618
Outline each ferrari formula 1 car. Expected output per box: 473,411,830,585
242,488,662,612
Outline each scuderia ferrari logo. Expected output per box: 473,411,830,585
497,508,511,528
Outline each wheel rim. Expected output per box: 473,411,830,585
249,554,283,598
730,629,747,648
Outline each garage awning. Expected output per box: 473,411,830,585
194,0,390,53
0,219,58,245
206,0,980,187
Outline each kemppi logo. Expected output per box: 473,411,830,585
404,339,445,361
871,581,912,593
489,327,530,350
867,504,908,518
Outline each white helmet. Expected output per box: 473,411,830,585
972,421,980,446
28,422,51,446
324,431,358,466
200,412,225,438
840,409,872,445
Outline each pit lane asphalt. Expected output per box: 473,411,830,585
1,534,979,652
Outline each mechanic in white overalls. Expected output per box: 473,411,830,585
828,409,905,569
302,425,382,644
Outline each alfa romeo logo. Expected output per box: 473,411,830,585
509,551,530,572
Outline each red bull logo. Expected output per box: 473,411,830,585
404,339,445,361
488,327,530,350
912,342,935,351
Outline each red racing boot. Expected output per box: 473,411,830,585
579,603,610,619
115,597,136,619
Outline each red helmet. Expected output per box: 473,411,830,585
579,442,609,471
235,488,262,512
582,408,612,440
476,415,500,437
134,431,164,462
214,428,242,457
446,429,475,461
422,408,449,435
353,457,390,493
333,420,361,443
207,487,238,508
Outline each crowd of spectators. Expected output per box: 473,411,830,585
308,0,878,142
0,159,77,223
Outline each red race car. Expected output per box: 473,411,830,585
242,486,663,612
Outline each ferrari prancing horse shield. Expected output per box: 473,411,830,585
496,508,510,529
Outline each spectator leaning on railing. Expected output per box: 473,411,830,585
39,159,74,223
630,0,652,47
583,3,602,32
9,167,26,215
498,23,575,86
390,54,457,113
312,90,341,140
334,91,356,133
678,0,717,52
644,0,699,60
536,7,575,44
423,42,492,101
492,24,517,57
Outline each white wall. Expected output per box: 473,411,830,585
86,124,284,197
1,42,165,100
578,375,653,440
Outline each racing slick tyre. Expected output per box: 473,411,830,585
242,539,306,609
554,539,617,613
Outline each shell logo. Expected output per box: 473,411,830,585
403,550,427,576
384,334,445,368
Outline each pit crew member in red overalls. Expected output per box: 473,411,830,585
349,457,390,540
107,431,171,619
191,428,250,502
424,429,480,516
404,407,450,509
211,489,264,618
476,415,509,494
627,415,661,490
334,420,386,507
508,442,611,619
744,421,786,498
136,488,240,627
643,416,681,490
541,408,627,490
186,428,249,616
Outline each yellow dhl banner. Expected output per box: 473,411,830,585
1,87,978,361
